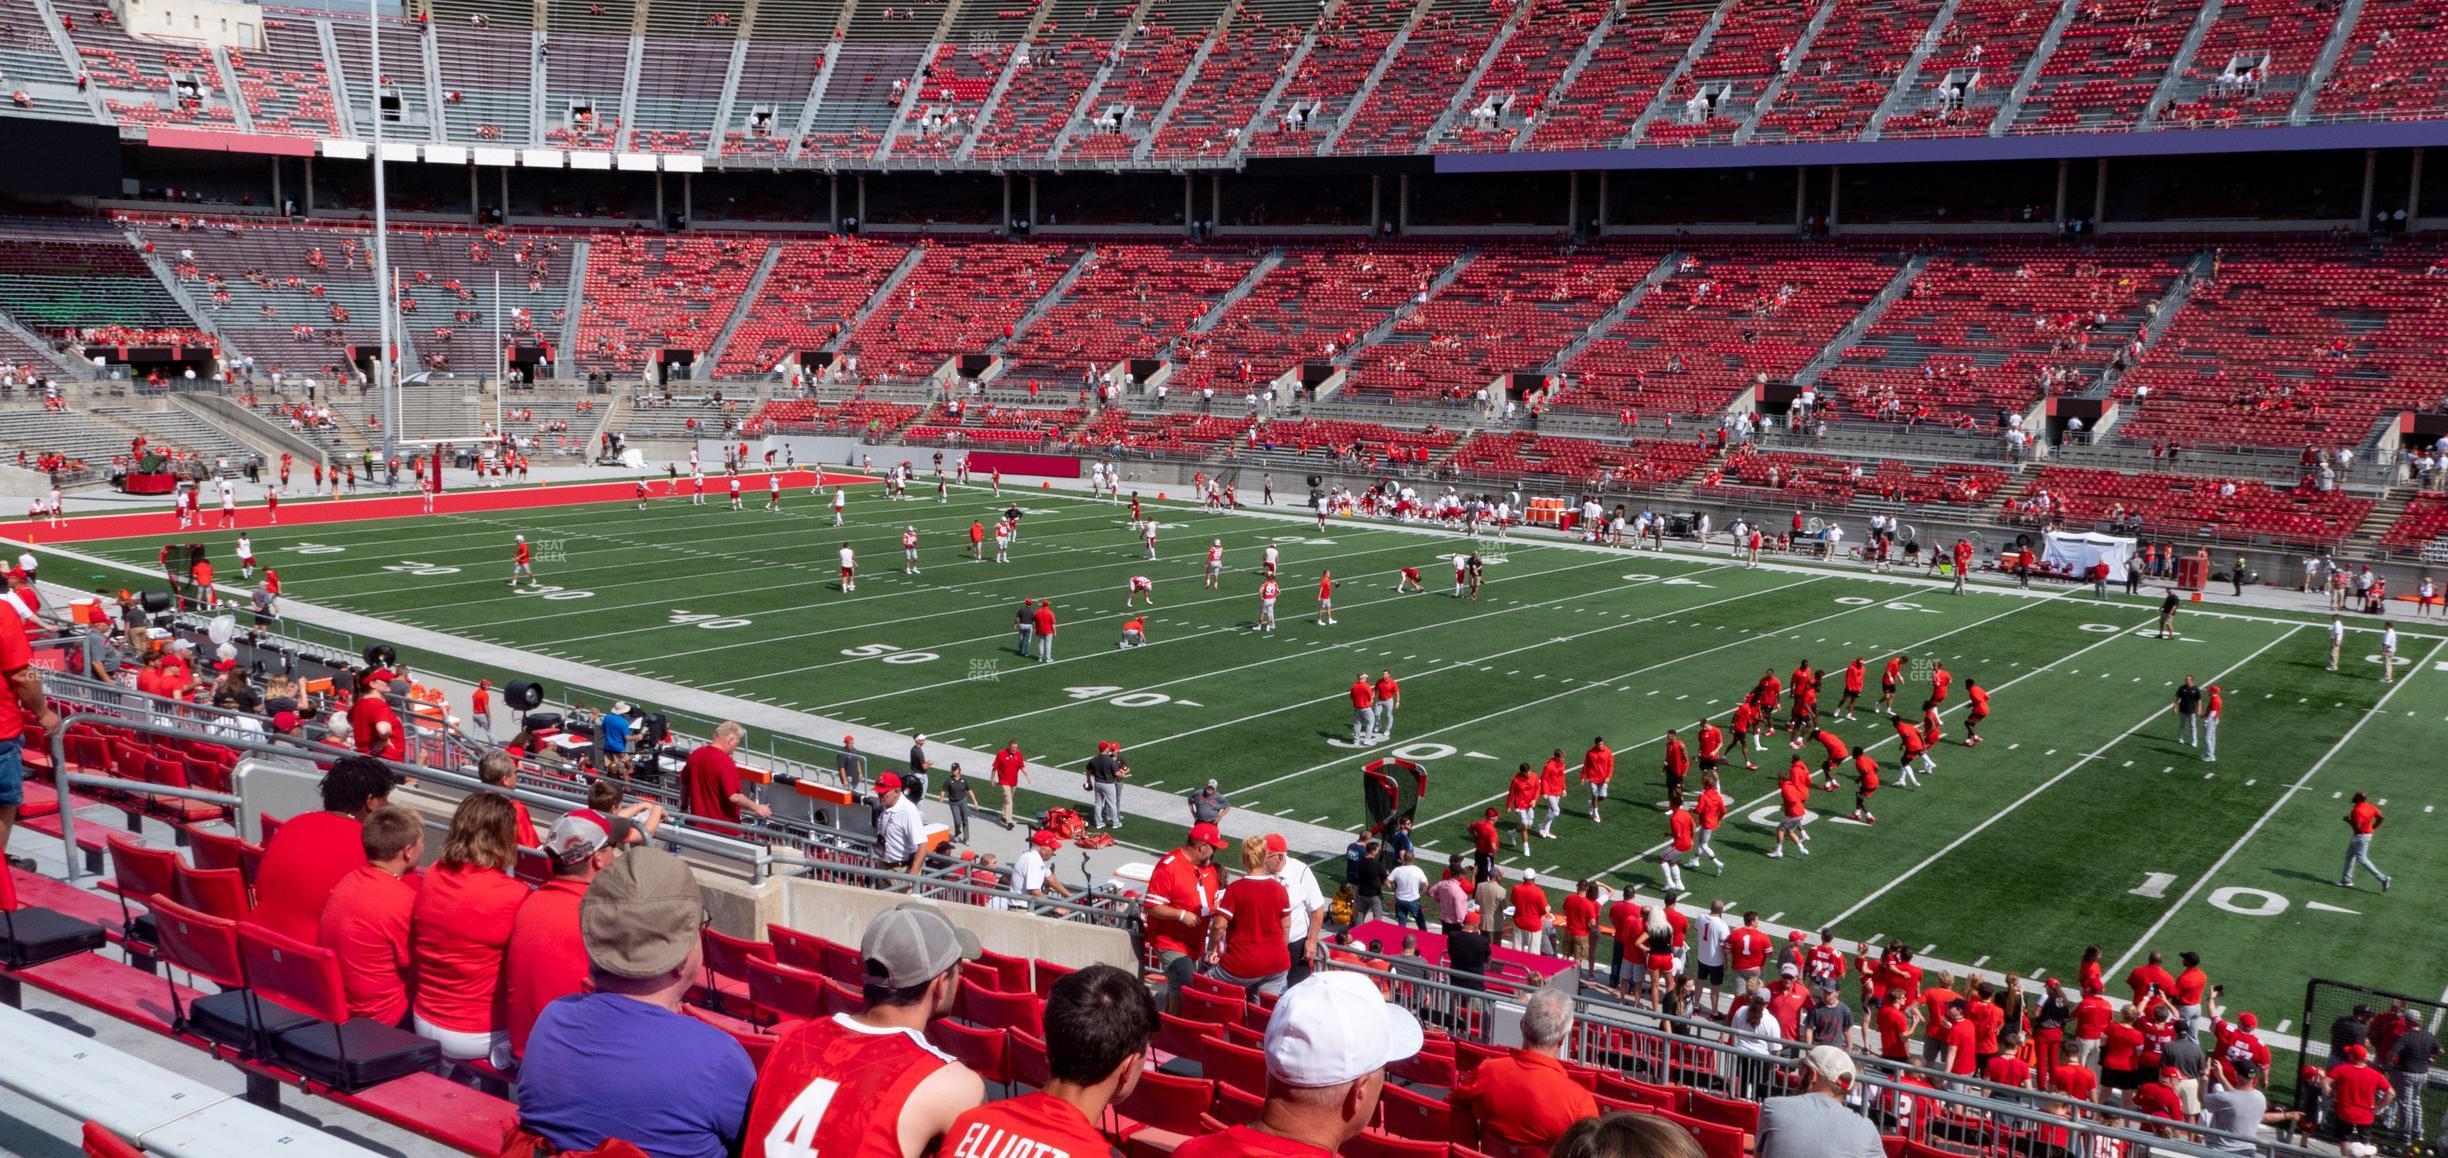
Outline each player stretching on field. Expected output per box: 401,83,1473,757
1661,803,1693,891
1728,701,1762,770
1255,577,1278,633
1770,758,1812,858
1963,679,1991,745
1890,714,1933,785
1205,541,1224,589
1125,575,1154,608
1465,554,1486,600
1837,657,1866,720
1849,752,1882,823
1690,772,1727,873
1395,565,1423,593
510,535,535,588
1316,571,1340,625
901,526,921,574
1804,727,1850,791
839,543,858,591
1877,654,1906,714
1451,554,1469,597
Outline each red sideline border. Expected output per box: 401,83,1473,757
5,470,879,545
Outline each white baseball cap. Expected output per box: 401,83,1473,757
1261,972,1423,1088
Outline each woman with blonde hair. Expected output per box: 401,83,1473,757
409,792,531,1066
1204,834,1292,997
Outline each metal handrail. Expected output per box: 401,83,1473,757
762,848,1145,929
1314,946,2316,1158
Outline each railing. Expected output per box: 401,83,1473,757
1319,944,2322,1158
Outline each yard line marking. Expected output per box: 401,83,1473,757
2109,634,2448,976
807,553,1648,713
1767,912,1785,923
1921,944,1939,955
1972,955,1990,968
1596,601,2153,882
1821,624,2302,931
992,568,1802,754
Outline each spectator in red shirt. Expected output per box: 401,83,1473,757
2329,1044,2395,1141
1941,1000,1982,1082
477,751,541,848
506,809,630,1058
1144,822,1228,1000
0,606,55,872
315,805,424,1027
931,965,1160,1158
990,739,1027,828
1560,881,1602,972
1206,835,1293,998
1508,871,1550,953
411,792,533,1067
2102,1005,2150,1103
2126,951,2178,1005
348,667,405,761
249,757,399,942
1450,987,1600,1148
682,721,769,831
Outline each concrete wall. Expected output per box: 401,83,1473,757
118,0,264,51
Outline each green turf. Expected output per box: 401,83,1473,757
41,485,2448,1031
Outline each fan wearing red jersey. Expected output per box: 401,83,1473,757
744,905,988,1158
933,964,1154,1158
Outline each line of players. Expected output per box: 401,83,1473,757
1469,655,1996,887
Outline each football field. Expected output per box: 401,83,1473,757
38,481,2448,1034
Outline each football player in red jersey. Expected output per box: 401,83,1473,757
1315,570,1340,626
1878,654,1906,714
1770,759,1812,859
1690,771,1727,873
743,907,986,1158
1964,679,1991,746
1890,715,1932,786
1849,751,1882,823
1580,736,1614,825
1205,540,1225,590
1255,577,1279,634
1395,564,1423,593
1837,657,1866,720
1125,575,1154,608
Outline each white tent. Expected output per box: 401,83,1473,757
2042,530,2135,576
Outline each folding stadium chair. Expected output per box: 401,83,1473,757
236,921,440,1090
104,834,180,966
695,926,772,1015
1,858,106,969
147,896,310,1056
170,861,250,922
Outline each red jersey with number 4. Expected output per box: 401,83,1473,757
745,1013,956,1158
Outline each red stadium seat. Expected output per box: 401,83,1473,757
236,921,441,1090
746,957,830,1024
169,861,249,921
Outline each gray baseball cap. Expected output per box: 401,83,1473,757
861,902,983,988
580,848,705,979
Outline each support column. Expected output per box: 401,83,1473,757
1596,170,1609,229
2359,147,2378,232
1828,165,1841,233
500,168,510,219
469,165,480,225
2410,148,2426,226
683,173,692,226
830,174,841,228
1001,174,1012,233
1795,167,1807,229
858,172,868,224
1564,171,1578,234
654,171,665,227
1369,174,1381,233
1210,173,1222,228
302,156,314,215
271,159,283,215
2093,158,2108,223
2054,157,2069,223
1026,174,1037,226
1397,173,1409,232
1183,175,1194,235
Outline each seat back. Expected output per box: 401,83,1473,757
186,828,253,880
1211,1079,1264,1126
1377,1079,1465,1144
1201,1036,1269,1096
926,1016,1011,1084
1009,1028,1052,1090
815,937,863,986
957,975,1042,1034
820,975,864,1016
974,946,1032,994
81,1122,144,1158
1113,1069,1214,1134
149,895,247,990
235,920,350,1024
700,926,774,986
171,861,250,920
106,834,182,935
1153,1011,1213,1066
1345,1131,1450,1158
765,923,831,973
1031,957,1076,1000
746,957,829,1024
1175,986,1248,1029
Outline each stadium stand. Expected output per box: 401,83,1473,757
223,15,337,137
1448,432,1718,486
995,245,1264,385
1700,446,2011,507
1430,0,1598,153
1145,0,1319,158
2009,465,2374,545
574,234,767,376
837,240,1087,380
714,237,912,379
0,219,196,341
1342,246,1651,403
1523,0,1715,150
2110,242,2448,453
